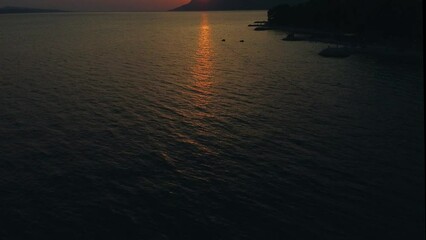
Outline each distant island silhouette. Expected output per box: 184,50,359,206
0,6,67,14
173,0,305,11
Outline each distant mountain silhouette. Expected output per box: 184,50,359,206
0,6,67,14
173,0,306,11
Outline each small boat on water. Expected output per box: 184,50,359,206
248,20,268,27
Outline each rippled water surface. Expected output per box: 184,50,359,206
0,12,424,240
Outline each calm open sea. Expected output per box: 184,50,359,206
0,11,424,240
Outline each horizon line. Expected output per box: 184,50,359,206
0,5,269,13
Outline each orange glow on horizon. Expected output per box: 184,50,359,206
4,0,192,11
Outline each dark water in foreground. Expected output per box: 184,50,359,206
0,12,424,240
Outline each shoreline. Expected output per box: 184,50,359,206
252,22,423,59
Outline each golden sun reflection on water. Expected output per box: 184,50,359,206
179,13,217,156
191,13,214,99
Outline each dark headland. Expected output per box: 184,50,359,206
0,6,67,14
173,0,305,11
253,0,423,58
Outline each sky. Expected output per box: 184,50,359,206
0,0,191,11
